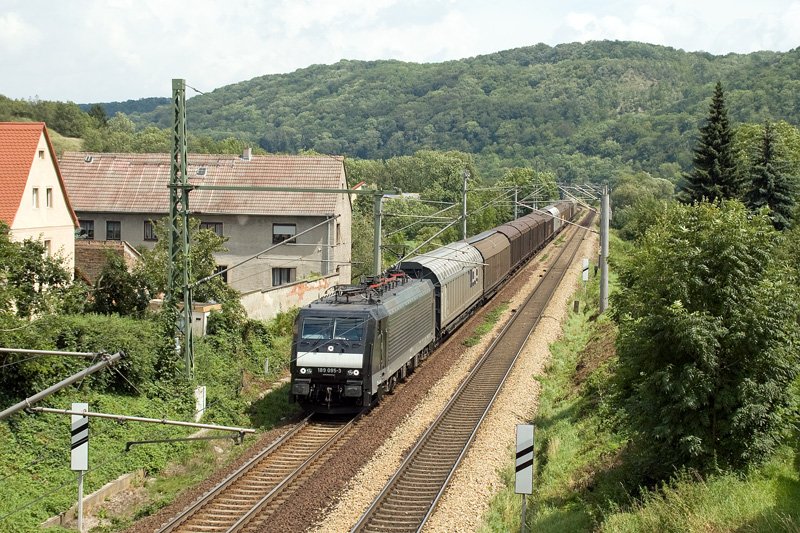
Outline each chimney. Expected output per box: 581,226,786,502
242,147,252,161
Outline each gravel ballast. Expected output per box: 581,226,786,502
312,226,599,533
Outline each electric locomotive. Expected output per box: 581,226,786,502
290,272,435,413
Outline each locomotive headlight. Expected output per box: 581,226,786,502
353,369,360,376
347,369,353,376
346,369,360,376
299,367,309,374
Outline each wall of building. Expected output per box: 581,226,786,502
332,185,353,283
74,212,337,293
74,240,141,284
240,273,340,320
11,133,76,273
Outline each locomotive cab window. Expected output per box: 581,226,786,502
301,318,333,340
334,318,364,341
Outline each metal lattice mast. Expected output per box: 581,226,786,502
167,79,193,375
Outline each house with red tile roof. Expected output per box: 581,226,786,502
59,151,352,295
0,122,78,274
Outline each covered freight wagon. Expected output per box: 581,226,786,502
467,230,511,298
400,242,484,336
496,220,527,269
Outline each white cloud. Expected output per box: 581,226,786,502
0,0,797,102
0,12,41,53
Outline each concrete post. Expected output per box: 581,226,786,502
600,185,609,313
373,193,383,276
462,169,469,240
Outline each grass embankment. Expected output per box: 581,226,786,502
481,259,800,532
47,130,83,156
464,303,509,347
0,310,302,532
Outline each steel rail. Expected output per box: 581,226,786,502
156,414,314,532
419,210,594,529
158,412,364,533
228,412,365,532
351,210,593,532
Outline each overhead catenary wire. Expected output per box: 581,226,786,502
384,203,458,238
0,353,54,370
383,197,456,206
190,215,340,289
392,188,516,265
517,202,599,234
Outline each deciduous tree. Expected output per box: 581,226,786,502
613,201,799,480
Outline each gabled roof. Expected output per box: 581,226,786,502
0,122,78,226
59,152,348,217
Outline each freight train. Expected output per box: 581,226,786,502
290,200,577,413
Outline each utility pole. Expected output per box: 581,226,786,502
513,187,518,219
599,185,610,313
167,78,193,375
373,191,383,276
462,169,469,239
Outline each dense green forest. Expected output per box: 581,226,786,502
111,40,800,182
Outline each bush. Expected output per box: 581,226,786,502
613,200,800,481
0,314,169,400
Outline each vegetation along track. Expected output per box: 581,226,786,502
351,211,595,533
156,413,362,533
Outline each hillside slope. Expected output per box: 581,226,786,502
123,40,800,181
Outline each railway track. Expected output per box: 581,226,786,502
156,413,361,533
351,211,594,533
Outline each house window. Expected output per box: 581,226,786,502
336,223,341,245
272,223,296,244
44,240,51,256
272,267,296,286
143,220,157,241
106,221,121,240
38,150,45,159
79,220,94,239
32,188,39,208
46,188,53,208
199,221,223,237
215,265,228,283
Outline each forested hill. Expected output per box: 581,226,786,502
127,41,799,181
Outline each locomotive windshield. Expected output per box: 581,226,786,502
300,317,364,341
301,318,333,339
333,318,364,341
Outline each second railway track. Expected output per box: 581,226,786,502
351,211,594,533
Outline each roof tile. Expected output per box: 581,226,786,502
0,122,78,226
60,152,347,217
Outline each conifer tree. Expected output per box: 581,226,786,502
744,121,795,230
680,82,739,203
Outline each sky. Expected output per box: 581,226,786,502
1,0,798,104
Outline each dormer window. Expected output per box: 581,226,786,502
196,167,207,176
38,150,44,159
